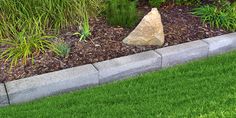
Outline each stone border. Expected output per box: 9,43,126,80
0,32,236,106
0,83,8,106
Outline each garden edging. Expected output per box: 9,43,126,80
0,32,236,106
0,84,8,106
94,50,162,83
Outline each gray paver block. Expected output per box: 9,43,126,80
5,64,98,104
203,33,236,55
0,83,8,106
93,50,162,83
155,40,209,67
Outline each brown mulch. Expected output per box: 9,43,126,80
0,5,229,82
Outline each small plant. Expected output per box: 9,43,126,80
193,4,236,31
0,24,54,69
54,42,71,58
105,0,138,28
73,0,91,41
80,13,91,41
80,18,91,41
73,12,91,41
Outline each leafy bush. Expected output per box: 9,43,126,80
105,0,138,28
192,3,236,31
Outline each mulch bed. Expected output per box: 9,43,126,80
0,4,230,82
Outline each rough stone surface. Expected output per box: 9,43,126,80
93,50,161,83
156,40,209,67
203,32,236,55
0,83,8,106
123,8,164,46
5,64,98,104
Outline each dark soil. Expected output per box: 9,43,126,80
0,5,229,82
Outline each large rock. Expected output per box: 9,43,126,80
123,8,165,46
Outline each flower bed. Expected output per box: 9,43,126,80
0,0,235,82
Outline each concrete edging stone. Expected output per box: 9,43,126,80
5,64,98,104
203,32,236,56
0,83,8,106
93,50,162,83
155,40,209,67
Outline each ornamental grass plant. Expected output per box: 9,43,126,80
193,1,236,31
0,0,104,68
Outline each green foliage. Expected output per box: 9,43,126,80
54,42,71,58
0,0,104,68
73,12,91,41
0,21,55,68
80,13,91,41
149,0,166,7
192,4,236,31
0,0,104,35
105,0,138,28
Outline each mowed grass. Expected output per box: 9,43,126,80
1,51,236,118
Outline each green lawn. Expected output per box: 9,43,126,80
1,51,236,118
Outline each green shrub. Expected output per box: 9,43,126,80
105,0,138,28
192,4,236,31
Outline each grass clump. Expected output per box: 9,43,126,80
192,2,236,31
0,0,103,34
73,12,91,41
0,0,104,68
53,42,71,58
105,0,138,28
0,20,55,68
